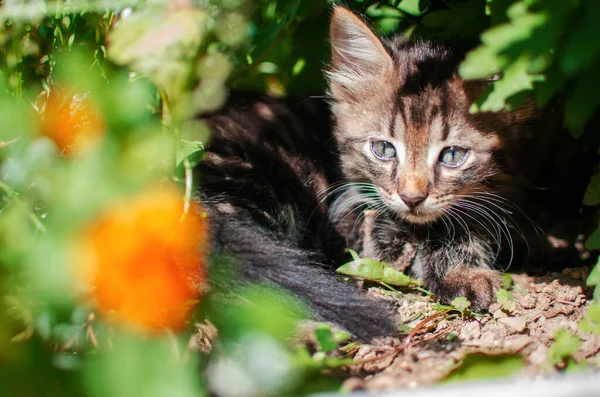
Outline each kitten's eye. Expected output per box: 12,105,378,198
439,146,469,167
371,140,396,160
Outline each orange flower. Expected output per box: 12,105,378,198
40,88,104,155
77,185,209,332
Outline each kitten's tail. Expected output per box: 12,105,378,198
208,212,396,341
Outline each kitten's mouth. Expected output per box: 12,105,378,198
383,195,444,224
401,209,443,224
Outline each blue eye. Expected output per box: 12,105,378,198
371,140,396,160
439,146,469,167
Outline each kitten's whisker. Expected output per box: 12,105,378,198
457,198,516,271
456,200,506,262
455,202,502,254
467,194,532,257
473,190,542,235
445,208,473,267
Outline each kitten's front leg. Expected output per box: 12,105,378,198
370,219,502,311
414,241,502,312
429,268,502,312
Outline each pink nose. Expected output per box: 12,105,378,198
400,192,428,209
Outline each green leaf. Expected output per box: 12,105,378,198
586,260,600,301
496,288,514,311
444,353,524,382
397,0,431,17
472,58,538,112
451,296,471,312
501,273,514,290
587,259,600,287
366,4,404,18
336,256,421,286
585,227,600,251
548,329,581,366
578,304,600,335
108,8,208,98
332,329,352,344
314,324,337,353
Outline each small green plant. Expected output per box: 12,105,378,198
450,296,472,319
314,323,352,354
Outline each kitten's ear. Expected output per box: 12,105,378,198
328,7,394,92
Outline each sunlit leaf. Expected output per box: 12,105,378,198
496,288,514,311
336,256,421,286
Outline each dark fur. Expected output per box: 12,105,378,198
195,95,395,340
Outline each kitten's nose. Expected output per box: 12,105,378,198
400,192,428,209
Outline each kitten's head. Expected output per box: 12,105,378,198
327,7,536,225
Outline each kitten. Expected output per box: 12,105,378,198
327,7,544,311
196,6,551,340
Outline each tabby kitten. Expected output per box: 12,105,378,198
196,7,543,340
327,7,543,311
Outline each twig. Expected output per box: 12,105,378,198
555,299,579,307
403,311,445,349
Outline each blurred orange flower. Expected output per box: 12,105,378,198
40,88,105,155
77,185,209,332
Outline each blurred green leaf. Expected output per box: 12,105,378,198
496,288,514,311
212,285,309,341
450,296,471,312
548,329,581,366
84,333,203,397
579,304,600,335
314,323,337,353
397,0,431,17
586,259,600,301
108,7,208,98
585,227,600,251
444,353,524,382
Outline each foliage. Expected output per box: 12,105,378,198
0,0,599,395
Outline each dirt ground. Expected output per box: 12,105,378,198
342,267,599,391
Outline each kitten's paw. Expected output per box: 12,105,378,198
435,268,502,312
